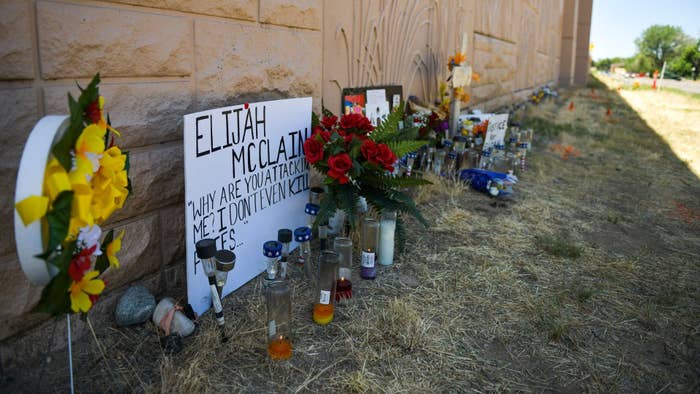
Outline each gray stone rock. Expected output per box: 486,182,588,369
115,285,156,327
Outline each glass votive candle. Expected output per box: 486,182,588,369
378,211,396,266
360,217,379,280
313,250,339,325
266,280,292,360
333,237,353,303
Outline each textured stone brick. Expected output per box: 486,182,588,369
194,20,321,108
0,1,34,79
472,34,516,101
44,81,193,149
109,0,257,21
260,0,321,30
37,2,192,79
159,204,185,266
108,143,184,222
0,255,44,323
0,88,41,256
101,214,162,289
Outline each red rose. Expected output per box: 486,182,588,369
320,115,338,129
312,126,331,142
327,153,352,184
376,143,397,171
360,139,380,164
303,137,324,164
340,113,374,133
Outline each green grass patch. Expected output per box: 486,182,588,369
536,235,583,258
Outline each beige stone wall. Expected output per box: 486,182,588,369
0,0,322,346
0,0,583,350
322,0,566,113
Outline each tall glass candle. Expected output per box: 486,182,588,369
405,152,417,177
333,237,353,302
294,226,312,279
433,149,446,176
309,186,324,205
378,211,397,266
277,229,292,279
313,250,339,325
360,217,379,279
263,241,282,280
305,202,319,229
266,280,292,360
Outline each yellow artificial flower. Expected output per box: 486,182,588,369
106,230,125,268
91,146,128,223
69,270,105,313
75,124,106,158
44,159,71,201
15,195,49,226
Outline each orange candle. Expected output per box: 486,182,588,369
312,303,334,325
267,336,292,360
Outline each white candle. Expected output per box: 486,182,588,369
378,218,396,266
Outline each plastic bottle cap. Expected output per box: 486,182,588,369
305,203,320,215
447,152,457,159
278,229,293,243
294,226,312,242
263,241,283,258
195,239,217,259
407,152,417,158
454,136,468,143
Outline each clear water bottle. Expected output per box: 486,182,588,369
479,148,493,169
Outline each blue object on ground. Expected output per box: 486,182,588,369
459,168,517,197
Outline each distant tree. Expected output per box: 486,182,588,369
634,25,693,69
594,57,627,71
669,40,700,78
624,54,654,74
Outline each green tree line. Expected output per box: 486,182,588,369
592,25,699,80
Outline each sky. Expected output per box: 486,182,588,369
589,0,700,60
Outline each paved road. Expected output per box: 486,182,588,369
633,76,700,94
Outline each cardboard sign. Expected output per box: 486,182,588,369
482,113,509,150
183,98,312,315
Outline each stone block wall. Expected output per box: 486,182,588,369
0,0,588,355
0,0,322,348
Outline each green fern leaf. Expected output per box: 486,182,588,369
388,140,428,158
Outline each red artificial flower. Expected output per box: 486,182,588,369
339,113,374,133
68,245,97,282
303,137,324,164
360,139,380,165
320,115,338,129
327,153,353,184
312,126,331,142
376,143,397,172
85,100,101,124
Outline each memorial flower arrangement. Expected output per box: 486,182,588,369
15,74,131,315
304,106,430,228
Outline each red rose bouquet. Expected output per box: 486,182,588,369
304,106,430,229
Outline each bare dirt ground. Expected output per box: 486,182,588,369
2,76,699,393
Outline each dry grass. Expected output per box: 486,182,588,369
4,77,700,392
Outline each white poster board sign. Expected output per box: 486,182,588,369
482,113,509,150
184,98,311,315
